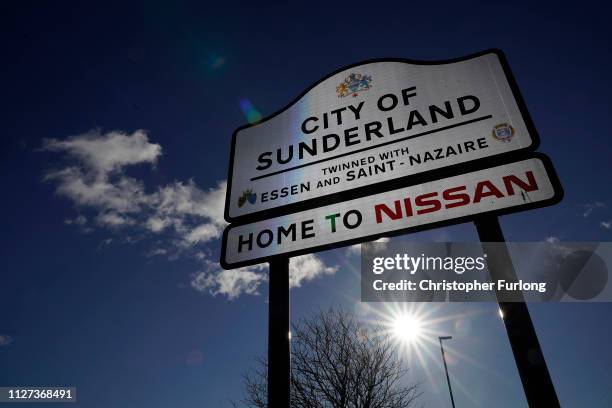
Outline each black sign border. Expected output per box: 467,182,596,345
224,49,541,224
220,153,563,270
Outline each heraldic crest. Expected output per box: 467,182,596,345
336,73,372,98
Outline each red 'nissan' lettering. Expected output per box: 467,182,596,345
374,171,538,223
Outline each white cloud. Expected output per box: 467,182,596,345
0,335,13,346
601,221,611,230
96,238,113,250
190,252,339,298
289,254,338,288
43,129,338,300
149,180,228,246
42,129,161,174
65,215,87,226
44,166,150,213
183,223,220,246
191,261,268,300
43,129,226,252
354,301,376,318
545,236,560,244
96,212,135,228
146,248,168,257
347,237,390,256
145,217,169,233
582,201,607,218
347,244,361,256
154,180,226,228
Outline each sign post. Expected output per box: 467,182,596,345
267,257,290,408
475,216,560,407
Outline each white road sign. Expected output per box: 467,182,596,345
225,50,539,222
221,155,562,268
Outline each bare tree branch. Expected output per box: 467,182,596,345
234,308,422,408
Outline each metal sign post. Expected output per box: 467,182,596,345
475,215,560,407
267,257,290,407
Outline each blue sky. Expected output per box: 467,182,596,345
1,1,612,407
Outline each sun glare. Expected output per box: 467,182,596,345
356,302,486,405
393,314,423,342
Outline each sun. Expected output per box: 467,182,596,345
392,314,423,342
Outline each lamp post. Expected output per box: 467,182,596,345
439,336,456,408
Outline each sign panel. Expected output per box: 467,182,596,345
221,155,562,268
225,49,539,222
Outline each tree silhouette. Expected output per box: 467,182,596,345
236,309,421,408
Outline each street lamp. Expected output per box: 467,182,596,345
439,336,456,408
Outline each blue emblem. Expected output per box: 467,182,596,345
238,189,257,207
337,73,372,98
492,123,515,143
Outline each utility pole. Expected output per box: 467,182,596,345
439,336,456,408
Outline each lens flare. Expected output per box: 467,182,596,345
239,98,262,124
208,54,226,70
